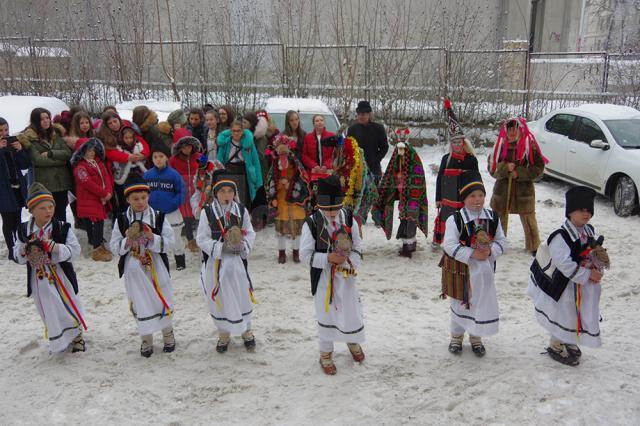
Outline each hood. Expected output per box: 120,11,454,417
172,135,202,156
217,128,254,150
70,137,106,166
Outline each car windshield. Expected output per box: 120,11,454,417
604,119,640,149
268,113,340,134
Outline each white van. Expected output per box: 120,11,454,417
264,97,341,133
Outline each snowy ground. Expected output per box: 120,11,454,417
1,145,639,425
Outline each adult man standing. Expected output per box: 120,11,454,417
347,101,389,183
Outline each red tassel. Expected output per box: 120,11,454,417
444,98,452,110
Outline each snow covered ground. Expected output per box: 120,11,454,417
1,145,639,425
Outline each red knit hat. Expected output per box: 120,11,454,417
172,127,192,144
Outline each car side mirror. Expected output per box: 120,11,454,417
590,139,610,150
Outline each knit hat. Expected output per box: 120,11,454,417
172,127,192,144
131,105,151,126
356,100,372,114
316,175,344,209
565,186,596,218
150,142,171,159
70,137,105,166
26,182,55,211
444,98,465,141
211,169,237,195
459,170,486,200
167,109,187,127
124,180,150,197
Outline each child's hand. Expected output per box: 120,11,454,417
328,253,346,265
472,247,490,261
590,268,603,283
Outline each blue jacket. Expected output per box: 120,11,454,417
0,147,31,213
143,165,185,214
216,129,262,201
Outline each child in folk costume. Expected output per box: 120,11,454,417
528,186,608,366
13,182,87,353
433,100,479,248
299,175,365,375
190,153,224,220
169,131,202,254
440,171,507,356
196,170,257,354
265,134,312,264
489,117,547,254
109,182,176,357
372,128,429,258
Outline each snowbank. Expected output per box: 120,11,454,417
0,145,639,424
0,96,69,134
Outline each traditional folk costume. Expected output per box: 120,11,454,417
109,182,176,357
13,183,87,353
265,134,312,264
489,117,548,253
196,170,257,353
190,154,224,220
331,134,378,226
528,187,607,366
299,176,365,375
433,100,479,247
440,171,507,356
372,128,428,258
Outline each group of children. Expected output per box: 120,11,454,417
9,100,608,374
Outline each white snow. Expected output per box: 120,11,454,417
1,145,639,424
115,100,183,122
0,96,69,134
573,103,640,119
14,46,71,58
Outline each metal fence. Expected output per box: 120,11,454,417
1,36,639,123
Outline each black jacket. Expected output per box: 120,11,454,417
347,122,388,176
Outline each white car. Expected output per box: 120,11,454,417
529,104,640,216
264,97,341,133
0,95,69,134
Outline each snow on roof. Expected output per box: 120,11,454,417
573,103,640,119
0,96,69,134
116,100,182,122
14,46,70,58
264,97,333,114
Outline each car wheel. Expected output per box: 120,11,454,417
613,176,638,217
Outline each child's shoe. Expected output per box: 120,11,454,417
187,239,199,253
278,250,286,264
347,343,365,363
162,326,176,353
140,335,153,358
565,344,581,358
469,335,486,357
319,352,337,375
175,254,186,271
448,334,463,354
216,332,230,354
242,330,256,352
71,331,86,353
547,339,579,366
292,249,300,263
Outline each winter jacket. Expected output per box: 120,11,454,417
216,129,263,202
187,122,208,152
347,121,389,176
169,137,200,219
71,138,112,221
0,145,31,212
301,129,335,172
18,125,72,193
489,140,545,214
143,165,185,214
105,135,150,183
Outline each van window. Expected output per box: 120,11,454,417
545,114,577,136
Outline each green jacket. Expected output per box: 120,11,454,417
19,127,73,193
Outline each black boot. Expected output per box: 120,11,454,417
175,254,186,271
399,244,412,258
